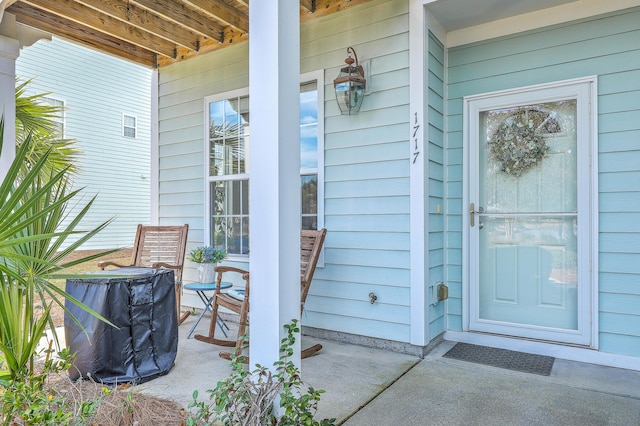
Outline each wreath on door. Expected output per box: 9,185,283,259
487,108,560,177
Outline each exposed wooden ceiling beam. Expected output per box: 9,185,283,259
9,2,156,67
161,25,247,67
131,0,225,42
22,0,177,58
75,0,200,51
302,0,370,21
8,0,374,68
185,0,248,33
300,0,315,13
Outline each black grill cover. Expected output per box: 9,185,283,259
64,267,177,384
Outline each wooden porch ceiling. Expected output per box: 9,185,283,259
5,0,370,68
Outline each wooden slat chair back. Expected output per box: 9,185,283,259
300,228,327,313
98,224,189,323
131,225,189,280
195,228,327,361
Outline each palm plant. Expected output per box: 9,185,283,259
15,79,81,182
0,118,115,382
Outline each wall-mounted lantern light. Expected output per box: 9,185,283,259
333,47,366,115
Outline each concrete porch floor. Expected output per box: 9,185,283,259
136,313,420,423
138,314,640,425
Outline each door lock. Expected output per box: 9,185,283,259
469,203,485,227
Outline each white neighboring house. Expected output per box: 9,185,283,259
16,37,152,249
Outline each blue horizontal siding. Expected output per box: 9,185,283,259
598,272,640,296
326,178,409,198
313,264,409,286
426,30,446,339
601,213,640,233
599,233,640,254
446,6,640,355
600,294,640,316
325,159,408,181
599,333,640,358
325,196,409,215
325,141,407,165
600,171,640,192
599,313,640,340
16,37,152,249
305,311,411,342
447,9,640,68
329,231,409,250
325,214,410,232
600,130,640,153
324,123,407,149
325,248,409,269
308,296,410,324
310,280,410,305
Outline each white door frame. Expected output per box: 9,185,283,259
462,76,599,348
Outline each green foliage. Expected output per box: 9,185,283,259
275,323,334,426
187,320,336,426
0,117,115,381
188,246,227,264
15,79,82,182
0,348,99,425
0,275,51,384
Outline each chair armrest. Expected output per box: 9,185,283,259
97,261,132,270
214,265,249,277
227,289,246,300
214,266,250,297
152,262,180,270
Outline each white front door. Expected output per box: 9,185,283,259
466,78,596,346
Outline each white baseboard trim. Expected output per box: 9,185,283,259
445,331,640,372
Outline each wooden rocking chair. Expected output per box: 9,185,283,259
97,224,190,324
194,228,327,361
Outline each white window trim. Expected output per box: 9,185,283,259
122,113,137,138
302,69,325,244
203,69,325,262
203,87,249,261
41,96,66,138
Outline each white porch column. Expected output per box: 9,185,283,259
150,69,159,224
409,0,428,346
0,8,46,181
0,28,18,181
248,2,301,368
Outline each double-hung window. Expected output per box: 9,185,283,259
40,97,65,137
205,71,324,257
123,114,137,138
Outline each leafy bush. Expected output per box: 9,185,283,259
0,123,114,382
0,348,101,425
188,320,336,426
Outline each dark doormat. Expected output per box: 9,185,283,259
443,343,555,376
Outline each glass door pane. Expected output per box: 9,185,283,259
477,100,579,331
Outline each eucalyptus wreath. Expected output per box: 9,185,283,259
487,108,551,177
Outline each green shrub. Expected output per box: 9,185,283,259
0,348,100,425
188,319,336,426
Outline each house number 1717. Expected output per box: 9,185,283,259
412,112,420,164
